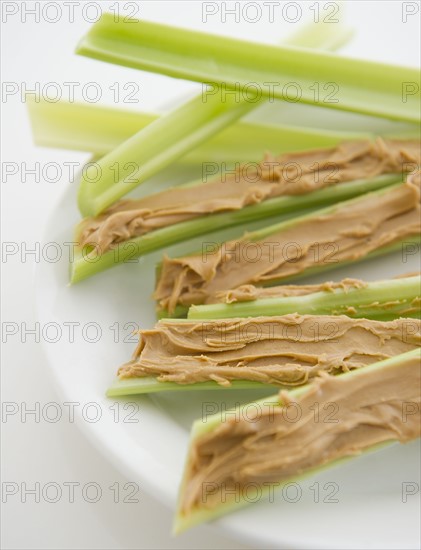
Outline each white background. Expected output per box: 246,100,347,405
1,1,420,549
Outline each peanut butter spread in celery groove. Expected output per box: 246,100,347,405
154,173,421,313
78,139,420,252
118,315,420,385
180,351,421,515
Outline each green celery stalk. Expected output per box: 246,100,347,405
27,98,155,157
188,275,421,320
77,91,255,216
77,13,420,123
173,348,421,533
31,19,361,159
70,174,399,283
27,98,373,162
159,238,421,319
106,377,274,398
76,17,354,216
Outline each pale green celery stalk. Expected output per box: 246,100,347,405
77,13,420,123
27,98,155,156
76,17,353,216
70,173,399,284
27,98,373,162
173,349,421,533
106,377,274,398
188,275,421,320
32,19,358,158
77,92,255,216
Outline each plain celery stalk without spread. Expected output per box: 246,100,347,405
27,98,374,162
188,274,421,320
77,14,420,123
28,18,351,161
76,17,349,216
155,174,421,316
116,315,420,387
174,349,421,532
77,139,420,255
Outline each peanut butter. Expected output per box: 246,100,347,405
180,350,420,516
118,314,420,386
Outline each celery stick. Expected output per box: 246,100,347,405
27,98,155,156
106,377,273,398
30,20,360,159
77,13,420,123
27,98,373,162
174,349,421,533
76,18,354,216
188,275,421,320
70,173,398,283
77,92,255,216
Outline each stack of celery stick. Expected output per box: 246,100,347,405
29,13,421,532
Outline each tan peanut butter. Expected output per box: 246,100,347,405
180,351,421,515
206,273,420,304
118,314,420,386
154,174,421,314
78,139,420,252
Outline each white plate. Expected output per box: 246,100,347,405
36,114,421,549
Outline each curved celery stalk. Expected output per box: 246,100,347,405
70,174,398,283
77,14,420,123
27,98,373,162
188,275,421,320
76,17,354,216
174,348,421,533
